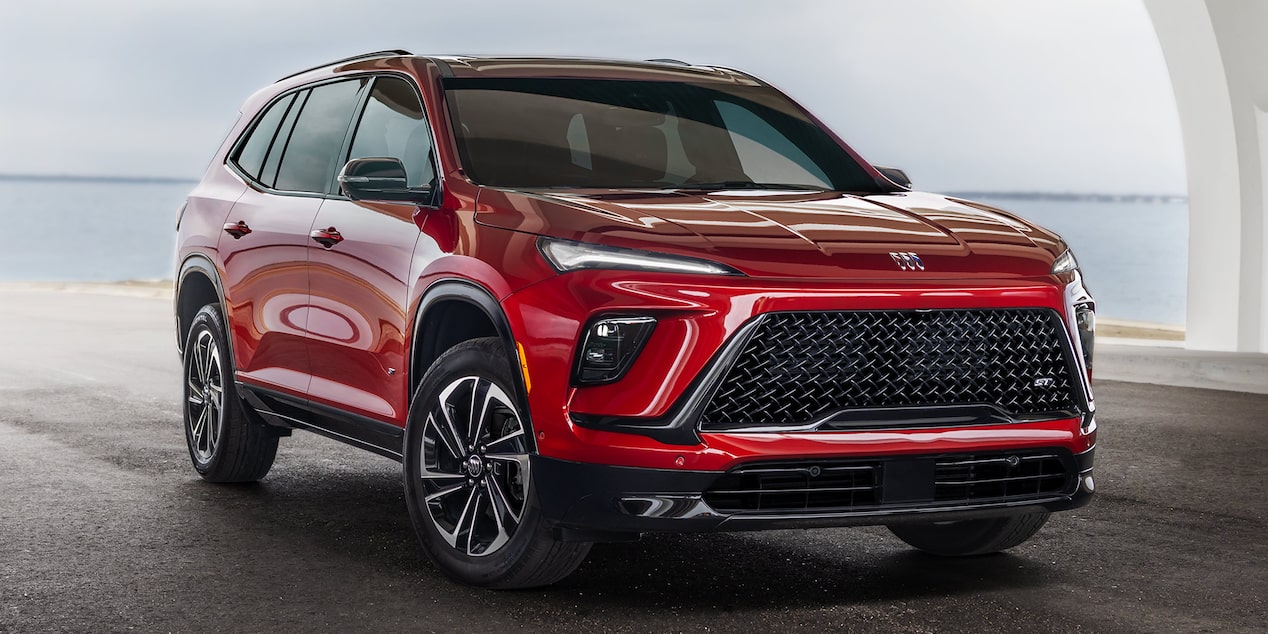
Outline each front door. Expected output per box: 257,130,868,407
306,75,435,425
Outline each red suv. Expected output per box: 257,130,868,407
175,51,1096,588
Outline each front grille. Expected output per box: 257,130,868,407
703,451,1073,514
699,309,1079,430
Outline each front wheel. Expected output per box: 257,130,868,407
887,512,1050,556
402,337,590,588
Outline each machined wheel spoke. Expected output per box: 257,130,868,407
187,377,205,405
468,380,494,448
426,413,463,460
425,482,468,503
447,487,481,552
482,484,513,553
202,348,218,387
486,473,523,525
191,407,208,441
485,428,524,449
439,383,472,453
420,468,466,482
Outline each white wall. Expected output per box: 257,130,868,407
1144,0,1268,352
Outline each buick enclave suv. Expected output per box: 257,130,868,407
175,50,1097,588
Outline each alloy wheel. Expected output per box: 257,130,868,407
186,329,224,464
419,376,530,557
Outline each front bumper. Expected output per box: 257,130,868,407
534,446,1095,538
502,270,1095,472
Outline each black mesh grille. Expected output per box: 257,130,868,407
934,453,1070,503
703,461,882,513
699,309,1079,430
702,451,1074,514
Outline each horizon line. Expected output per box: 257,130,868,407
0,173,1188,199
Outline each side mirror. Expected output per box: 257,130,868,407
874,166,912,189
339,157,434,204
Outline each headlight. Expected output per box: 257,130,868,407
1051,249,1079,275
538,237,743,276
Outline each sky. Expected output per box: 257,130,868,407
0,0,1185,194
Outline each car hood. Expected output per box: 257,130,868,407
474,188,1065,279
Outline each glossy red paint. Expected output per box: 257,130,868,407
176,53,1094,485
499,268,1093,471
215,186,319,399
305,198,419,423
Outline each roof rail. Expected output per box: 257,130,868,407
276,49,414,82
645,58,690,66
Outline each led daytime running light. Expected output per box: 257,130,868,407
539,238,742,276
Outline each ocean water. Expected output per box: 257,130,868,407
0,179,189,282
975,196,1187,326
0,179,1187,325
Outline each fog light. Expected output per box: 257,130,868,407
574,316,656,385
1075,303,1095,377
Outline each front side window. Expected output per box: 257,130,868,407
443,78,879,192
274,79,366,194
347,76,435,189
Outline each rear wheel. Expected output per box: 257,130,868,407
182,304,278,482
403,337,590,588
887,512,1050,556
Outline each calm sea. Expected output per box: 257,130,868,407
0,179,1187,325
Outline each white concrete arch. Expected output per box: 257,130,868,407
1143,0,1268,353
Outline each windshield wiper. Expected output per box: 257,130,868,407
673,181,832,192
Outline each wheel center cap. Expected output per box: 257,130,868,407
466,455,484,477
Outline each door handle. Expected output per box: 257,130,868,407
310,227,344,249
222,221,252,239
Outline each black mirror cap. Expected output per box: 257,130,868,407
339,157,434,204
874,166,912,189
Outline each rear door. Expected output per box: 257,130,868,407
304,75,435,426
219,78,366,398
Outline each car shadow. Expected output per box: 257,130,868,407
166,456,1070,615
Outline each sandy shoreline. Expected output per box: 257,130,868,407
0,280,1187,341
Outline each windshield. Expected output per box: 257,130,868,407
443,77,881,192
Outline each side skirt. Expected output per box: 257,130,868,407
237,382,405,461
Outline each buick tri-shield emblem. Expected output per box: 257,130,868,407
890,251,925,271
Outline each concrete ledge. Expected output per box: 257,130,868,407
1095,343,1268,394
0,281,174,300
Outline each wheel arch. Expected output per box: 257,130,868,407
175,254,229,359
410,279,534,438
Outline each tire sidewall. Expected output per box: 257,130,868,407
402,339,549,586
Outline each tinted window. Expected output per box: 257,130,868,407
233,93,295,179
348,77,435,189
275,79,365,193
260,90,307,188
444,78,880,192
716,101,832,188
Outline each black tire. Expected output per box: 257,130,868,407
402,337,590,589
887,512,1050,556
182,304,278,482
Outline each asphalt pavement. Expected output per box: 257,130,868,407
1,287,1265,633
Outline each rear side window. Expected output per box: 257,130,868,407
233,93,296,180
259,90,307,188
274,79,365,194
347,77,435,188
